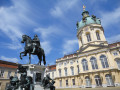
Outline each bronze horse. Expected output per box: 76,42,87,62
20,35,46,65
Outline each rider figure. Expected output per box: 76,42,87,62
32,34,41,53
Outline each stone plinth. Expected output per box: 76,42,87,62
22,64,45,84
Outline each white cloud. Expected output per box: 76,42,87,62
34,26,61,40
0,56,19,63
50,0,78,17
34,26,63,55
63,39,78,55
3,42,22,50
0,0,36,50
100,7,120,28
107,34,120,43
90,0,108,5
41,41,52,55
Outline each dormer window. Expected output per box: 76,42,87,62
96,31,100,40
86,33,91,42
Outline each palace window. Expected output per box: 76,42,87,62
70,61,73,65
85,76,91,87
60,63,63,67
71,67,74,75
96,32,101,40
105,74,114,86
86,33,91,42
113,51,118,56
100,55,109,68
64,62,67,66
0,70,4,77
77,65,80,74
82,59,88,71
7,71,11,78
72,79,75,85
59,69,61,77
66,80,68,86
90,57,98,69
95,75,102,86
64,68,67,76
52,72,54,78
77,60,79,63
116,59,120,70
60,80,62,87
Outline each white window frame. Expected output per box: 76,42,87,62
96,32,101,40
105,74,114,86
0,70,4,78
116,59,120,70
60,80,62,87
59,69,61,77
86,33,91,42
70,61,73,65
77,65,80,74
52,72,54,78
100,55,109,68
82,59,88,71
85,76,91,87
64,68,67,76
66,80,68,86
72,79,75,86
71,67,74,75
7,71,11,79
90,57,98,70
113,51,118,56
95,75,102,86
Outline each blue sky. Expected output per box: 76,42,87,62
0,0,120,65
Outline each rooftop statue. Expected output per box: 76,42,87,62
20,34,46,65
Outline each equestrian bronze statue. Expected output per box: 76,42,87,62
20,35,46,65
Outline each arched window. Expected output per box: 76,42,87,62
100,55,109,68
116,59,120,70
64,68,67,76
59,69,61,77
105,74,114,86
90,57,98,69
86,32,91,42
71,67,74,75
85,76,91,87
77,65,80,74
82,59,88,71
96,31,101,40
94,75,102,86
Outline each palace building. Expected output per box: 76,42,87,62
55,7,120,88
0,60,18,90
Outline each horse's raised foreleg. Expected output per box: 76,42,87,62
20,52,24,59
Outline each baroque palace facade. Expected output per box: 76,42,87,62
54,9,120,88
0,60,18,90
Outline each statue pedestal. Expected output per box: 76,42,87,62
19,64,46,90
22,64,46,84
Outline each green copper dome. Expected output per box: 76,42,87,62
76,11,101,31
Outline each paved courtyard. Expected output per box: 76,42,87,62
56,87,120,90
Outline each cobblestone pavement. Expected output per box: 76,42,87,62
56,87,120,90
